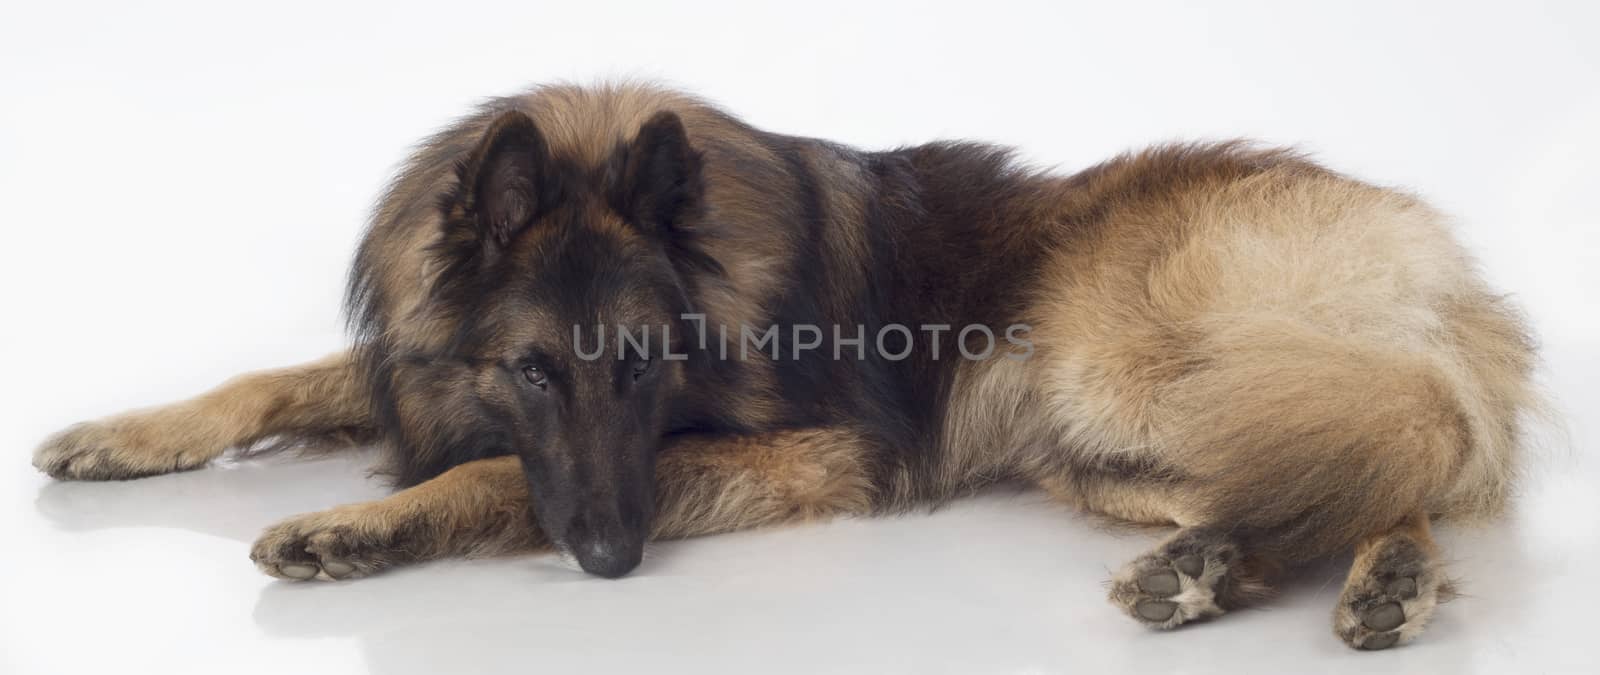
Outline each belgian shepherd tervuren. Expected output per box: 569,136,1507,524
33,83,1537,649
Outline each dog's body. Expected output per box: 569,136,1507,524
34,83,1536,649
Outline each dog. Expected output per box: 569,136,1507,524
32,82,1537,650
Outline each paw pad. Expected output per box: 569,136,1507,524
1361,632,1400,650
1361,602,1405,632
1135,600,1179,622
1385,576,1417,599
321,560,357,579
250,510,409,582
1173,554,1204,578
1110,529,1258,630
1139,571,1181,596
1335,536,1443,651
278,564,318,580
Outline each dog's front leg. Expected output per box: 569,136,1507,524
252,455,540,580
251,427,877,581
34,351,373,480
650,427,876,539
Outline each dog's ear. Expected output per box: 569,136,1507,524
456,111,552,252
611,111,704,236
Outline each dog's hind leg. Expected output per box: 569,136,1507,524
252,428,875,581
1333,512,1452,650
1038,471,1279,628
1107,527,1278,628
34,351,372,480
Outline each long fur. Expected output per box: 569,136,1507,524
34,81,1539,649
344,83,1534,555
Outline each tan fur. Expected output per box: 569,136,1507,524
251,429,874,580
929,147,1532,561
1333,512,1450,649
252,455,539,580
1107,528,1274,628
652,428,874,536
356,83,800,429
36,86,1538,650
33,351,370,480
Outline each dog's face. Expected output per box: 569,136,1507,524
426,109,706,577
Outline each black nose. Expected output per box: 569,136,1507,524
574,538,643,579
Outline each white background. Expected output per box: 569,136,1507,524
2,1,1597,673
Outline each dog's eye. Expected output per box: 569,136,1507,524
631,357,651,380
522,366,547,389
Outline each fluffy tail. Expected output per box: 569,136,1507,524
1165,318,1531,563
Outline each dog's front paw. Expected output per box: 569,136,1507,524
33,415,219,481
251,506,421,582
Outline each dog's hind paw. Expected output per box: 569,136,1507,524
33,417,218,481
1108,527,1271,629
1335,534,1449,650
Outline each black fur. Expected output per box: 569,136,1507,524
343,96,1070,573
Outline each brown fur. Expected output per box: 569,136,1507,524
1107,527,1278,628
251,455,539,580
1334,512,1452,649
35,83,1538,649
250,429,872,580
34,351,371,480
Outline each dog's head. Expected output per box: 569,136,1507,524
423,109,709,577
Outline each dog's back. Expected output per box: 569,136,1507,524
351,81,1534,543
35,81,1539,650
